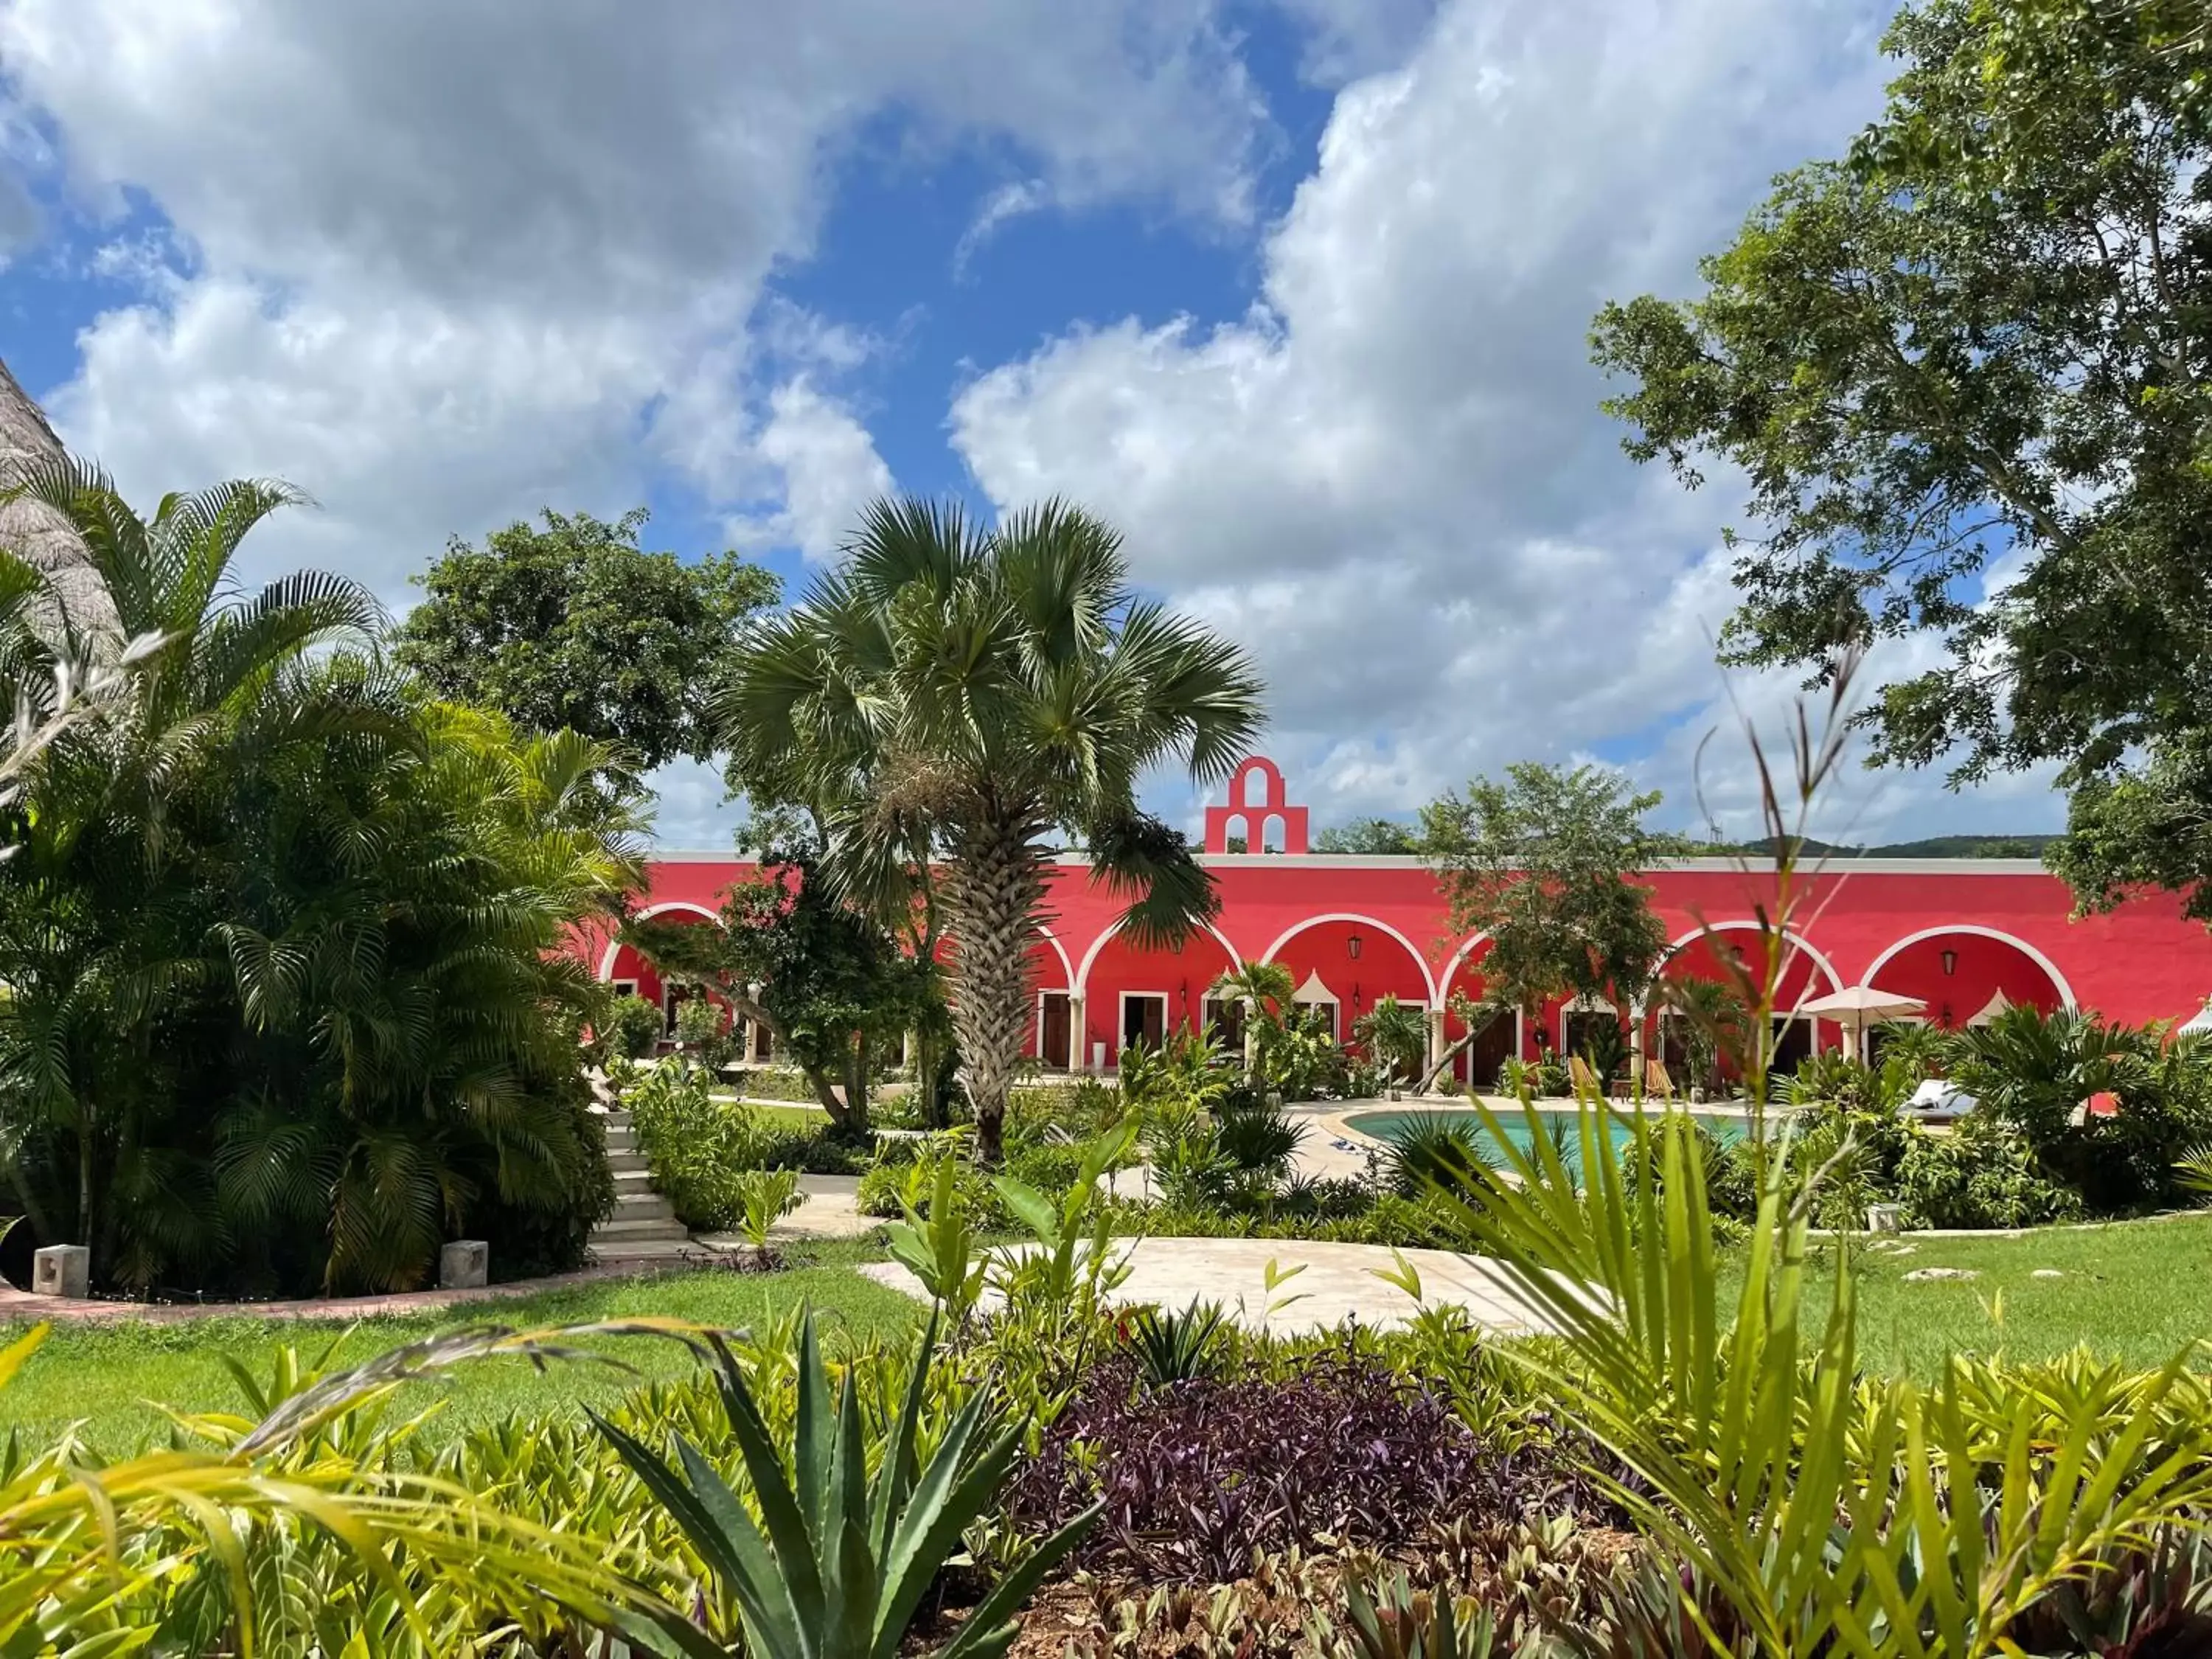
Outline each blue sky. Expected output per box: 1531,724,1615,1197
0,0,2065,849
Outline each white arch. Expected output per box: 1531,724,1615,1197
1862,924,2079,1010
1652,921,1845,1011
594,900,720,980
1074,916,1242,997
1258,912,1440,1005
1436,931,1494,990
1032,923,1076,989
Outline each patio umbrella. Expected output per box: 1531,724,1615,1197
1966,990,2012,1028
1798,984,1927,1062
2181,998,2212,1036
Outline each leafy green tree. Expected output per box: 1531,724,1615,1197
1590,0,2212,919
1419,762,1693,1085
1312,816,1419,854
395,507,779,782
720,497,1264,1161
627,828,945,1135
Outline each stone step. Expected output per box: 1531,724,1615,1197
589,1239,699,1265
608,1151,648,1172
591,1215,689,1241
611,1192,677,1223
604,1127,638,1148
613,1167,657,1190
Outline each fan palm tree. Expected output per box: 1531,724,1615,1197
720,498,1264,1161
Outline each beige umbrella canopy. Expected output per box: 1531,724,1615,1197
0,355,114,636
1966,989,2012,1028
1798,984,1927,1061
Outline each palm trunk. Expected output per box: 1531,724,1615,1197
941,810,1047,1165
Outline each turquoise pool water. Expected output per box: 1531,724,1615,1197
1341,1106,1760,1159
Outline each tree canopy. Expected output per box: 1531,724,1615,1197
1590,0,2212,918
1313,816,1421,855
396,507,779,782
1420,762,1694,1024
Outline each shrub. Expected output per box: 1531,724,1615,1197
624,1059,758,1231
470,1074,614,1279
1003,1345,1606,1583
857,1137,1004,1225
1381,1116,1493,1199
1213,1098,1307,1174
1895,1116,2083,1231
605,994,665,1060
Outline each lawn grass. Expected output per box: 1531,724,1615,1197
1724,1211,2212,1378
705,1093,828,1130
0,1241,917,1454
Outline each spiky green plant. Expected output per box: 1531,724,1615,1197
594,1312,1099,1659
1126,1300,1234,1388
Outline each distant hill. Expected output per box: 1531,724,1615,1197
1722,834,2058,860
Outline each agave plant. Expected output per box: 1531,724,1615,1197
594,1312,1099,1659
1124,1299,1234,1388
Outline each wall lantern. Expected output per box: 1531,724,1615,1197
1346,932,1363,960
1939,948,1958,977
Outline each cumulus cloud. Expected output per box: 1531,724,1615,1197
742,378,897,564
953,0,2028,843
0,0,1280,596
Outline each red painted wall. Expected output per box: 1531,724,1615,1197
569,850,2212,1068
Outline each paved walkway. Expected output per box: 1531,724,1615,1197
0,1262,671,1325
860,1235,1556,1336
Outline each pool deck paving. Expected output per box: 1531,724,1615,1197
859,1234,1559,1336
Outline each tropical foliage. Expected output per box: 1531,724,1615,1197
0,462,632,1294
396,505,779,786
1419,762,1692,1088
720,496,1263,1160
1590,0,2212,922
627,827,945,1132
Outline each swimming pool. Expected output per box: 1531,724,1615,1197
1341,1105,1766,1160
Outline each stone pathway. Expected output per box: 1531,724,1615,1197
0,1262,673,1326
860,1235,1556,1336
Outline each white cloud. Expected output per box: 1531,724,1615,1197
742,378,897,564
0,0,1282,599
953,179,1053,279
954,0,2035,844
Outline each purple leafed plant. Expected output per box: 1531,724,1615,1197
1003,1341,1613,1583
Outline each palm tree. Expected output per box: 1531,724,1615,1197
1210,959,1295,1029
1353,993,1430,1088
0,459,383,1264
721,498,1264,1161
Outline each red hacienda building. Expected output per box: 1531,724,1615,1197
578,757,2212,1082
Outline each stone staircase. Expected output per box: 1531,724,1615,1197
589,1111,695,1265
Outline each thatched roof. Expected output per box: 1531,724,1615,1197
0,356,115,635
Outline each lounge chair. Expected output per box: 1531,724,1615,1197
1644,1057,1675,1101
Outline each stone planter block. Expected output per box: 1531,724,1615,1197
1865,1203,1905,1234
439,1239,489,1290
32,1244,90,1298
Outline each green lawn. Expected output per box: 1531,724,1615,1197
706,1094,830,1130
1728,1211,2212,1378
0,1242,917,1454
